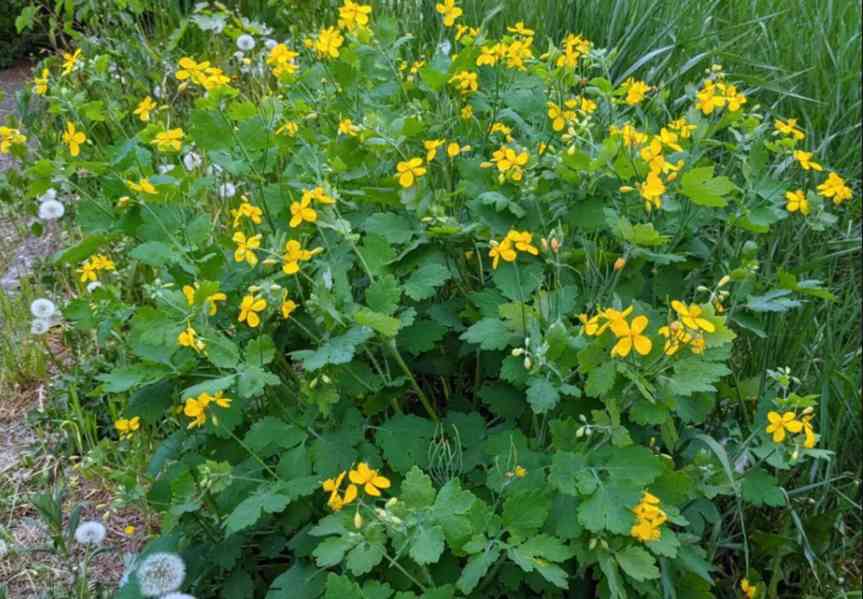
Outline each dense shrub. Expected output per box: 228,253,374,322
3,1,858,597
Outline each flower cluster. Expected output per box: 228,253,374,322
658,301,716,356
695,73,747,115
322,462,391,511
765,409,816,448
481,145,529,183
267,43,299,77
0,126,26,154
183,391,232,429
176,57,232,91
77,254,115,283
630,490,667,542
114,416,141,440
488,229,539,269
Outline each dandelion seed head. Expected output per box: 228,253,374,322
38,188,58,202
0,539,9,557
30,298,57,319
237,34,256,51
162,594,196,599
31,318,51,335
39,199,66,220
136,552,186,597
218,182,237,199
74,520,107,545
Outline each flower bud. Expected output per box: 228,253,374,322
541,238,549,251
550,238,560,253
354,511,364,529
523,356,532,369
718,275,731,287
613,257,626,272
511,348,524,357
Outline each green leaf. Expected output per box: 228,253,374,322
347,541,386,575
314,536,356,568
459,318,514,350
493,262,544,301
129,241,182,267
741,467,785,507
237,365,281,398
502,489,551,537
355,308,401,337
745,289,802,313
549,451,590,496
526,377,560,414
246,335,276,366
585,360,617,398
266,561,325,599
189,109,233,151
401,466,436,509
404,264,451,301
366,274,402,315
410,525,445,565
681,165,735,207
577,481,639,534
398,319,448,355
615,545,660,582
364,213,414,244
668,358,730,396
292,327,374,371
224,486,292,534
457,545,500,595
376,415,435,474
244,417,306,458
96,363,170,393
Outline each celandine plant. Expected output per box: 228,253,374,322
5,0,856,597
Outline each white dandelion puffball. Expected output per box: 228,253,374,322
31,319,51,335
74,521,107,545
162,594,196,599
30,298,57,319
38,199,66,220
136,552,186,597
0,539,9,557
183,152,203,171
438,39,452,56
153,85,162,99
38,188,58,202
264,38,277,50
236,34,255,51
218,182,236,199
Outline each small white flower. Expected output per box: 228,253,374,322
218,182,236,199
236,34,256,51
30,298,57,319
86,281,103,292
183,152,203,171
158,164,176,175
153,85,162,99
438,39,452,56
39,188,58,202
74,521,107,545
0,539,9,557
31,319,51,335
162,594,196,599
233,51,245,62
264,38,277,50
39,199,66,220
206,163,223,176
136,552,186,597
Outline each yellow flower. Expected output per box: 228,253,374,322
126,178,157,195
276,120,299,136
114,416,141,440
765,411,803,443
315,26,344,59
133,96,157,122
176,57,208,84
283,239,317,274
668,117,696,139
338,0,372,31
435,0,462,27
723,84,746,111
630,490,666,542
231,201,264,227
610,315,652,358
610,123,647,147
152,128,185,152
303,186,336,205
740,578,758,599
670,301,715,332
349,462,391,497
506,230,539,255
773,118,805,141
460,105,474,120
504,39,533,71
177,326,206,352
124,525,136,535
696,80,726,115
0,127,26,154
323,471,358,511
338,118,360,136
817,172,853,205
447,142,467,158
507,21,534,37
793,150,822,172
33,68,49,95
513,465,527,478
622,78,651,105
63,121,87,157
281,297,298,319
395,157,426,188
801,414,817,449
238,294,267,328
267,44,299,77
184,391,232,429
76,255,114,282
488,238,516,270
449,70,478,95
547,102,569,132
185,284,228,315
289,197,318,227
476,43,502,67
232,231,262,266
634,170,666,211
62,49,81,75
424,138,445,161
785,190,810,215
482,145,529,182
